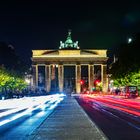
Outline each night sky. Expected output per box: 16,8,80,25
0,0,140,64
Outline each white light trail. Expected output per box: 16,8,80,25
0,94,65,127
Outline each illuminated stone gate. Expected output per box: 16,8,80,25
32,31,108,93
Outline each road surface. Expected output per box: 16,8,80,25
76,94,140,140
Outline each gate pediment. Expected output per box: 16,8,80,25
81,50,99,55
42,50,58,55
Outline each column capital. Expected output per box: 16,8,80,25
58,63,63,65
45,64,51,66
101,64,107,66
45,62,50,65
32,64,38,66
32,62,37,65
76,63,81,65
88,62,94,65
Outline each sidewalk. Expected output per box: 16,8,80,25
29,96,107,140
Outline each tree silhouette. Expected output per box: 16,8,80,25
0,42,28,76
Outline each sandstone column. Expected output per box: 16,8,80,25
76,64,81,93
45,65,51,92
101,64,108,92
32,65,38,89
88,64,94,92
58,64,64,92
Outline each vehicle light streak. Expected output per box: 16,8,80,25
86,95,140,109
91,101,140,131
0,97,50,118
81,94,140,117
0,94,64,127
48,97,64,110
98,97,140,109
93,98,140,114
0,94,65,118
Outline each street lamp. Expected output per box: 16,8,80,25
25,74,32,90
128,38,132,44
25,78,30,85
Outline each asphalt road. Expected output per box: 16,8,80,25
76,95,140,140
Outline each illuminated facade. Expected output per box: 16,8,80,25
32,31,108,93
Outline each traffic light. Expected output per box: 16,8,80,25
94,80,100,86
80,80,84,85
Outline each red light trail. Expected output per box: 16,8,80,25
80,94,140,117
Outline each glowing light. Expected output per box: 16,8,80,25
80,80,85,85
128,38,132,43
110,80,114,83
81,94,140,117
25,78,30,84
0,94,64,126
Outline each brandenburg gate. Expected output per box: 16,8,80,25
32,31,108,93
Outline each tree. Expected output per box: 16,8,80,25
0,66,27,98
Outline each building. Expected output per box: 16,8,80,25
32,31,108,93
